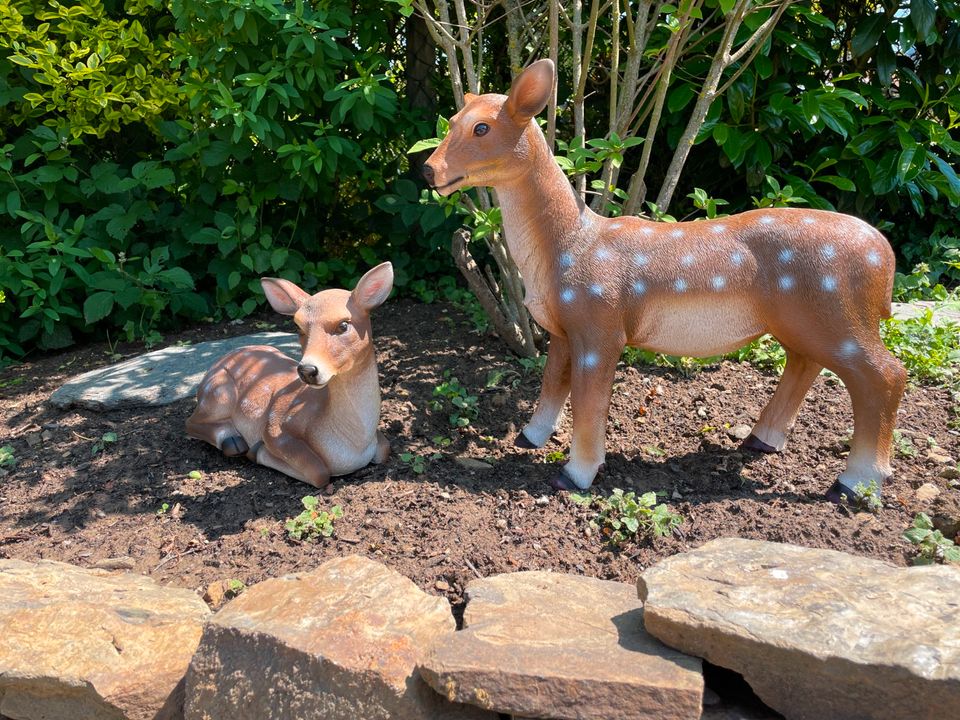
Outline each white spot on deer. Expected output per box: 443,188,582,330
822,276,837,292
867,249,881,266
711,224,724,234
778,275,795,291
671,227,684,238
634,253,649,267
560,251,575,268
802,216,816,225
821,244,836,260
641,226,654,236
730,251,744,267
759,215,775,225
711,276,726,291
838,339,860,358
589,283,604,298
632,280,647,295
595,248,612,262
778,248,795,263
681,254,695,267
674,278,688,293
581,352,600,370
560,288,576,304
609,221,623,230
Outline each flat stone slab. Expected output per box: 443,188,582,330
184,555,492,720
420,571,704,720
49,331,299,411
892,300,960,326
639,538,960,720
0,559,210,720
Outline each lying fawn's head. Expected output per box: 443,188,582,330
424,60,555,196
260,262,393,387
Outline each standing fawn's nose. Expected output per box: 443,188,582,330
297,363,319,384
421,163,435,186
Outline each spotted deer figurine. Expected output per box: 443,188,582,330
423,60,906,503
185,262,393,487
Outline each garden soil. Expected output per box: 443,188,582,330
2,299,958,617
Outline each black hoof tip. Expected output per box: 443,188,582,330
221,436,249,457
825,480,860,505
514,432,538,449
740,434,778,454
548,469,579,492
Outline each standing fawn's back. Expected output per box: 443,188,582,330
186,263,393,487
424,60,905,504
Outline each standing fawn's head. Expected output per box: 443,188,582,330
260,262,393,387
424,59,555,196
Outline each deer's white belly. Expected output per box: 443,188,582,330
633,296,765,357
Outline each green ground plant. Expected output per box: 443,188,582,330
285,496,343,542
90,431,117,455
431,371,479,428
0,445,15,468
571,488,683,548
903,513,960,565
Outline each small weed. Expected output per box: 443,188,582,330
570,488,683,547
225,579,246,598
0,445,15,468
0,377,25,389
881,312,960,385
432,435,453,448
641,444,666,457
188,470,203,480
903,513,960,565
485,367,521,389
516,354,547,376
892,430,917,458
156,502,170,516
726,336,788,373
431,371,479,428
91,432,117,456
399,451,434,474
544,450,565,463
285,496,343,541
849,480,883,514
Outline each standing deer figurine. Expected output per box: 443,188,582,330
424,60,906,503
185,262,393,487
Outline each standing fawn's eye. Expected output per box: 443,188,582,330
473,123,489,137
335,320,350,335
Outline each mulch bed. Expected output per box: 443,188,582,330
1,299,958,619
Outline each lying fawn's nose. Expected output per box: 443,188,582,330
297,363,319,384
421,163,435,186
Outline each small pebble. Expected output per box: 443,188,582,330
435,580,450,592
941,466,960,480
535,495,550,506
728,424,752,441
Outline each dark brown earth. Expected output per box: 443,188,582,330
1,298,957,612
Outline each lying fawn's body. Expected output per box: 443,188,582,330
186,263,393,487
424,60,905,500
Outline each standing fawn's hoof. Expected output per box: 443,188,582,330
548,469,579,491
514,432,538,449
825,480,863,505
221,435,249,457
740,434,778,454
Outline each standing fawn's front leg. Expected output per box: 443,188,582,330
549,335,622,491
517,334,572,448
255,435,331,488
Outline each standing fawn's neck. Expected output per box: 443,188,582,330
494,126,592,278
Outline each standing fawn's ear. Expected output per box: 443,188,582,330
261,278,310,316
504,59,555,125
352,262,394,312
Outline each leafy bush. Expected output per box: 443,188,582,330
571,488,683,547
285,496,343,542
903,512,960,565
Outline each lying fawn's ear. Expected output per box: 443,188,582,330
463,92,479,105
352,262,394,312
261,278,310,316
504,59,554,125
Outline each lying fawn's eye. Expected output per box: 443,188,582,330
473,122,489,137
335,320,350,334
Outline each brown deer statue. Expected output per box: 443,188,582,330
423,60,906,503
185,262,393,487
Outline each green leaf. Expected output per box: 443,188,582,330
913,512,934,530
407,137,442,155
897,144,924,183
801,94,820,125
667,84,695,113
83,292,114,324
851,15,886,58
816,175,856,191
910,0,936,39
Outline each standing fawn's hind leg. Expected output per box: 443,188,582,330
826,341,907,502
518,334,571,448
186,370,248,456
743,351,822,453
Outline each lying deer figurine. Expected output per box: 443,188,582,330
186,262,393,487
424,60,906,503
